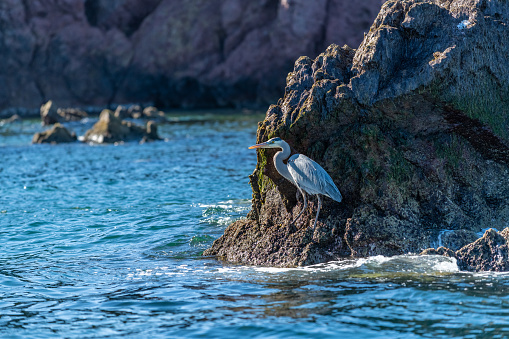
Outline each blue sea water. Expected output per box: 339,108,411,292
1,112,509,338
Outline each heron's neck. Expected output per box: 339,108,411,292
273,141,295,185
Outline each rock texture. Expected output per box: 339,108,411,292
204,0,509,267
0,0,384,117
40,101,88,125
455,228,509,271
32,123,77,144
421,228,509,272
83,109,160,144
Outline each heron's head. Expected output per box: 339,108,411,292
248,137,284,149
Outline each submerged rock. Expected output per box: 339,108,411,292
83,109,160,144
205,0,509,268
32,123,77,144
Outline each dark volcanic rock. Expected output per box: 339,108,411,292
438,229,479,251
32,123,77,144
205,0,509,267
420,247,456,257
455,228,509,272
83,109,160,144
0,0,384,116
40,101,61,126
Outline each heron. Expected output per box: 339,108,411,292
249,137,342,231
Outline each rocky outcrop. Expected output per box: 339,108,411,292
0,0,384,117
83,109,160,144
204,0,509,267
421,228,509,272
40,101,61,126
0,114,21,125
40,101,88,125
455,228,509,271
32,123,77,144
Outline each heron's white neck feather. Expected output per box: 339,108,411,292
273,141,295,185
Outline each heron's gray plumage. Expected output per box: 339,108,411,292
287,154,342,202
248,137,343,231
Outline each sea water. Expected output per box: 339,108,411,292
1,112,509,338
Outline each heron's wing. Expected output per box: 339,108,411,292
287,154,342,202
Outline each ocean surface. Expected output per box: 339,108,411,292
1,112,509,338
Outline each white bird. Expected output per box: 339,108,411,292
249,137,342,230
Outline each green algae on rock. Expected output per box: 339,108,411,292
204,0,509,269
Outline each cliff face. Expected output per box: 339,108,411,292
204,0,509,268
0,0,384,116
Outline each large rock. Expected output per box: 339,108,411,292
32,123,77,144
421,228,509,272
456,228,509,271
0,0,384,117
204,0,509,267
83,109,160,143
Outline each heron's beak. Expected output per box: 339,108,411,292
248,141,269,149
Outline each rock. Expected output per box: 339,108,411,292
127,105,142,119
114,105,130,119
142,106,165,118
83,109,160,143
438,229,479,251
40,101,61,126
420,247,456,257
32,123,77,144
205,0,509,267
0,0,384,115
0,114,21,125
455,228,509,272
140,121,161,144
57,108,87,121
40,100,88,124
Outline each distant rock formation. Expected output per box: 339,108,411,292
83,109,160,144
40,101,88,125
40,101,61,126
32,123,77,144
0,114,21,125
0,0,384,117
204,0,509,269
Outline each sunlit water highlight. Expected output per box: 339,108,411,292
2,113,509,338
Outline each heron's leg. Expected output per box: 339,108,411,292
312,195,322,231
291,189,307,225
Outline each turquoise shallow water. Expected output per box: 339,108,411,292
2,113,509,338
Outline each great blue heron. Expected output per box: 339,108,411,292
249,137,342,230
